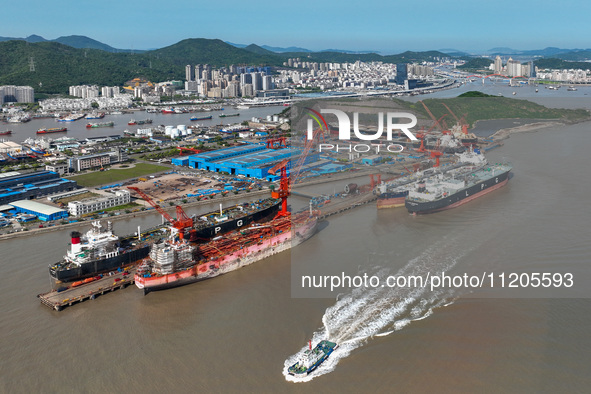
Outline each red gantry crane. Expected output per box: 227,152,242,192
266,125,325,218
127,186,194,239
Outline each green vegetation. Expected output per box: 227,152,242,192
0,38,453,94
457,91,496,98
534,58,591,70
399,93,590,127
141,148,181,160
66,163,169,187
55,191,100,204
457,57,493,71
99,202,140,213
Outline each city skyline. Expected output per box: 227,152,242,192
3,0,590,54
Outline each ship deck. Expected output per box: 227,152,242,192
38,268,137,311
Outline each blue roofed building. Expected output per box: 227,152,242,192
0,171,78,205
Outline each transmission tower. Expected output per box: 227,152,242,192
29,57,36,72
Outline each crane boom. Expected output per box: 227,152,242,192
127,186,193,236
419,100,444,133
441,103,459,123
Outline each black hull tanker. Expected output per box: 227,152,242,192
405,164,512,214
49,221,160,283
190,198,280,241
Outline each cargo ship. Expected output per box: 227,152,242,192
135,212,317,293
57,113,85,122
86,112,105,119
405,163,512,214
288,340,338,377
49,221,161,283
190,199,281,241
190,115,213,121
37,127,67,134
219,113,239,118
376,149,487,209
86,121,114,128
128,119,152,125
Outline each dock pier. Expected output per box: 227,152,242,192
38,268,136,311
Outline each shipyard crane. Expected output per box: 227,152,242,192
441,103,469,134
268,159,290,218
419,101,448,133
266,125,325,217
266,136,287,149
127,186,194,239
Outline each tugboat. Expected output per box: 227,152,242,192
288,340,338,377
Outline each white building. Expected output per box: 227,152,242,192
68,190,131,216
0,85,34,104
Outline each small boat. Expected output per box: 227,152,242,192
0,130,12,136
288,340,338,377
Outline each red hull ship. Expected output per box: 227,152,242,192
0,130,12,136
135,212,317,293
37,127,67,134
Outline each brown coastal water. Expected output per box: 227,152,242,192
1,103,591,392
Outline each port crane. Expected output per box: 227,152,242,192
267,125,325,217
419,100,448,133
265,136,287,149
441,103,469,134
127,186,194,239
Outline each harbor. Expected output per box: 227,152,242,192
38,267,136,311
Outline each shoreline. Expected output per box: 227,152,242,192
488,117,591,141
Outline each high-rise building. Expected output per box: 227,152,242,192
251,72,263,91
494,56,503,74
242,84,254,97
185,65,195,81
262,75,274,91
506,58,522,77
395,64,407,85
529,61,536,78
15,86,34,103
194,64,203,81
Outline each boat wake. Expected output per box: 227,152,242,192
283,241,466,383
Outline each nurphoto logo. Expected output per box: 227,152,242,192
305,107,419,154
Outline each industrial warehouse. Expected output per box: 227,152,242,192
171,144,321,180
0,171,78,205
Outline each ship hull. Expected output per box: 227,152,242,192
405,169,510,214
191,200,281,241
136,219,317,293
376,191,408,209
50,245,151,282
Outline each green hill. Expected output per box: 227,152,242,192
400,94,590,127
0,37,453,94
0,41,180,93
147,38,282,66
53,35,119,52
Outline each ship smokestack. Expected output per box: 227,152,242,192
309,340,312,350
71,231,81,244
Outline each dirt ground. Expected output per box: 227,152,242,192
125,173,228,203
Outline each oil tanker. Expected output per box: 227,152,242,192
135,212,318,293
376,149,488,209
49,199,282,282
190,199,281,241
405,163,512,214
49,221,159,283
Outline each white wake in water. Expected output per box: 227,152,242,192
283,242,465,383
